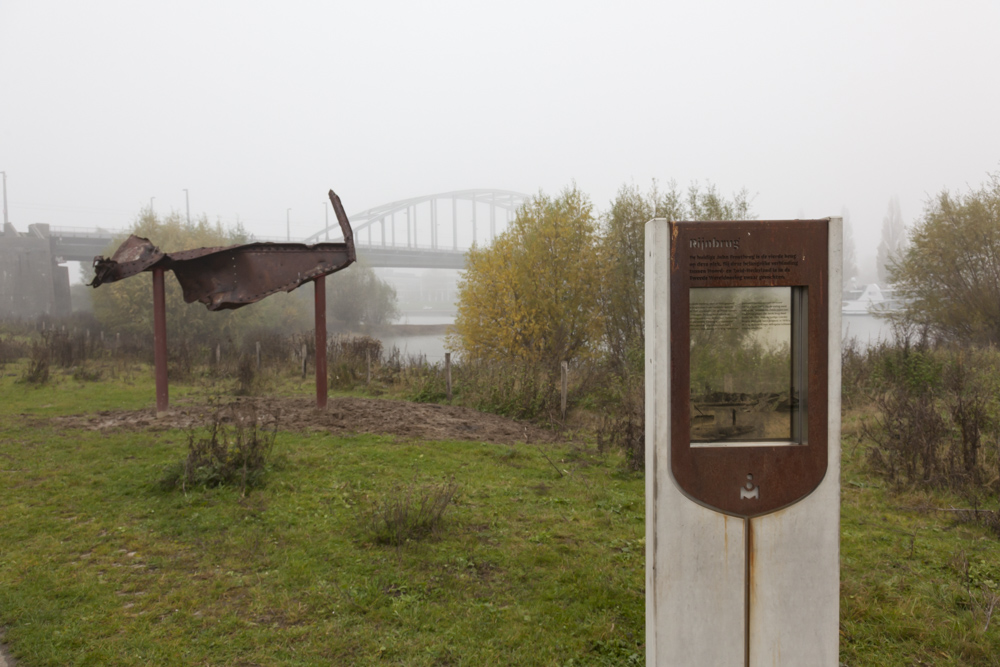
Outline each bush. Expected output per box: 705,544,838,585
160,402,278,495
328,335,382,390
20,336,51,385
596,369,644,471
0,334,30,367
453,360,553,420
859,339,1000,492
361,479,459,546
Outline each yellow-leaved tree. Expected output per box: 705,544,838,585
451,185,602,386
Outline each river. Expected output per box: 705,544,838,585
376,313,895,364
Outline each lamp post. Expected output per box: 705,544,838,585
183,189,190,224
1,171,7,226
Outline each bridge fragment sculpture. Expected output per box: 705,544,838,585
90,190,356,413
91,191,355,310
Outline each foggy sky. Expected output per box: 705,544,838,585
2,0,998,282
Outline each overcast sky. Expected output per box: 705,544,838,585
2,0,998,281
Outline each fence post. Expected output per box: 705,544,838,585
561,360,568,421
366,348,371,385
216,343,221,366
301,343,308,379
445,352,452,401
256,341,261,371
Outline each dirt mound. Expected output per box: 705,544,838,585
52,396,559,445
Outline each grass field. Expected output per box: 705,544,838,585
1,362,1000,665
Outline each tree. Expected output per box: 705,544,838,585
451,185,602,372
598,181,755,372
92,210,311,346
877,196,907,285
889,172,1000,345
326,260,399,331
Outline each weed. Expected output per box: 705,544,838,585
596,369,644,470
328,334,382,390
405,362,449,403
19,336,50,384
72,363,103,382
160,402,278,495
0,334,30,367
956,549,1000,631
362,479,459,546
234,353,269,396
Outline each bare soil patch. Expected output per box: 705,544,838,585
49,396,559,445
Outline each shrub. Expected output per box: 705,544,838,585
0,334,30,367
362,479,459,546
860,338,1000,492
453,359,553,420
160,402,278,495
328,335,382,390
234,353,268,396
596,369,644,471
20,336,51,385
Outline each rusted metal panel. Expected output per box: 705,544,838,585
91,190,356,311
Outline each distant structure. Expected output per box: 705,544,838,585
0,223,71,318
842,282,905,316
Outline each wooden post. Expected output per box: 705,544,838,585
315,275,327,409
152,267,169,414
445,352,452,401
366,348,371,385
301,343,308,379
256,341,261,371
215,343,221,366
560,361,568,421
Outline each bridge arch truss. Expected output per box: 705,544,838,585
305,189,530,251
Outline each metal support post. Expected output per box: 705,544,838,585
315,275,327,409
152,267,169,414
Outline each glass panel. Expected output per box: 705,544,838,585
690,287,801,444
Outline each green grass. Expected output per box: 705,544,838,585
839,411,1000,666
2,366,1000,665
0,369,644,666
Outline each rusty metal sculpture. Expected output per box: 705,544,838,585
91,190,356,412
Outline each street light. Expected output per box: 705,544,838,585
286,208,291,242
1,171,7,226
183,189,190,225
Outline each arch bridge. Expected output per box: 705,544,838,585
305,189,530,269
